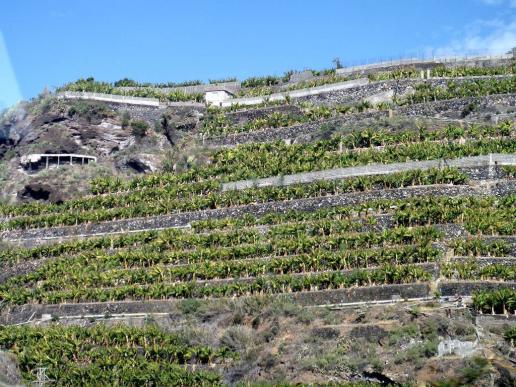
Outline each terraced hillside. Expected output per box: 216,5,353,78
0,58,515,385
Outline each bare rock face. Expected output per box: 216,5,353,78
0,351,22,386
161,108,203,145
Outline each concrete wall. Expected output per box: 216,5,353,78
117,81,241,96
222,154,516,191
336,54,513,76
58,91,161,107
205,90,234,106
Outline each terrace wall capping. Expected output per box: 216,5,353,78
221,153,516,191
219,78,370,107
58,91,205,108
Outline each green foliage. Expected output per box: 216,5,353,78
452,238,512,257
368,67,419,81
209,77,237,84
394,339,438,368
67,100,113,123
131,120,149,138
0,168,469,230
401,77,516,105
472,288,516,315
241,75,280,88
442,261,516,281
59,78,204,102
0,324,230,385
503,326,516,346
120,111,130,128
3,195,510,268
502,165,516,178
113,78,139,87
434,357,492,386
431,64,515,77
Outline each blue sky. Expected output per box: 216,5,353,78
0,0,515,109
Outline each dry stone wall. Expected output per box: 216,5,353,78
439,281,516,297
1,184,485,245
295,75,514,105
205,94,516,147
0,283,432,325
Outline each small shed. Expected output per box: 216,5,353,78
205,89,235,107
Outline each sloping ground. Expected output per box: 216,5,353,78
0,67,515,385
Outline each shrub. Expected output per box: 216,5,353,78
114,78,139,87
241,75,280,88
179,299,202,315
131,120,149,138
208,77,237,84
219,326,255,352
67,100,112,124
120,111,130,129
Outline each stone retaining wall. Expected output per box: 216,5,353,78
219,78,370,107
451,256,516,267
222,154,516,191
0,184,484,245
289,283,431,306
0,283,431,325
439,281,516,297
106,102,206,124
294,76,514,106
205,94,516,147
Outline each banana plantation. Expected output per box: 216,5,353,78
0,56,515,385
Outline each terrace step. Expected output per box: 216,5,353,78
222,153,516,191
0,283,432,325
0,183,487,245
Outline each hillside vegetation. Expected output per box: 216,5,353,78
0,57,515,386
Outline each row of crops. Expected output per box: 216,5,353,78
58,78,205,102
368,63,515,82
202,96,514,136
0,324,232,386
59,63,514,102
473,288,516,315
0,122,513,229
1,195,513,264
0,290,512,386
0,286,513,386
403,77,515,105
0,167,472,230
0,195,513,305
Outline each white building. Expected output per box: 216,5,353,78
205,89,235,106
